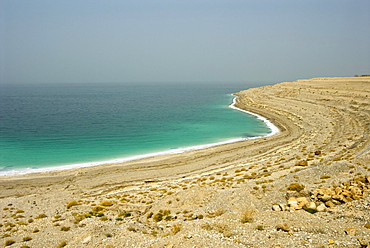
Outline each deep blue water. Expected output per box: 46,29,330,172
0,82,272,174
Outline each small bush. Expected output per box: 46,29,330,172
152,213,163,222
23,236,32,241
100,200,115,207
118,212,131,218
66,200,79,209
287,182,305,192
60,226,70,232
5,240,16,246
57,241,67,248
256,225,264,230
241,210,255,223
91,206,104,212
171,224,182,234
35,213,47,219
320,175,331,179
147,212,153,219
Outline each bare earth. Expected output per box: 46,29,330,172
1,77,370,248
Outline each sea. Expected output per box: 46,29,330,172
0,82,277,176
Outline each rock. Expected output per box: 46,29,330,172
332,194,347,203
279,204,288,211
319,194,332,202
276,223,290,232
287,197,299,210
345,228,356,236
332,199,341,205
324,200,336,208
305,201,316,210
316,203,326,212
272,204,282,211
297,198,308,209
82,236,92,244
358,238,370,247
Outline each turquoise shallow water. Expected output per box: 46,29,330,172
0,82,273,174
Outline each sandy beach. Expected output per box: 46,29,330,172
1,77,370,247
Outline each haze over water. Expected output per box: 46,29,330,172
0,82,273,174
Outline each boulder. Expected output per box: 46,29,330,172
316,203,326,212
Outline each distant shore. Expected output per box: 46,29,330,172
1,77,369,247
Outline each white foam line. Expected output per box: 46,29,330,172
229,94,280,137
0,94,279,177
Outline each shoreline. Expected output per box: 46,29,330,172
1,76,370,247
0,94,279,177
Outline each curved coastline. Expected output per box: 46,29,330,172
1,77,370,247
0,94,279,176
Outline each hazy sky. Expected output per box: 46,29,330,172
1,0,369,84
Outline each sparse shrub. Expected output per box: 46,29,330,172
241,209,255,223
91,206,104,212
105,233,112,237
27,219,34,223
287,182,305,192
60,226,70,232
147,212,153,219
23,236,32,241
66,200,79,209
207,208,225,218
54,215,62,219
256,225,264,230
56,241,67,248
152,213,163,222
5,240,16,246
202,223,233,237
118,211,131,218
320,175,331,179
33,228,39,233
35,213,47,219
171,224,182,234
100,200,115,207
100,216,108,221
295,160,308,166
